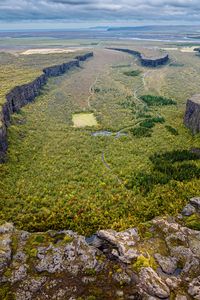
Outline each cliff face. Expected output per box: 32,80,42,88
107,47,169,67
140,53,169,67
0,198,199,299
0,52,93,161
184,95,200,134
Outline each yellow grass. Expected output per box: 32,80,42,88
72,113,98,127
180,47,197,53
161,48,178,51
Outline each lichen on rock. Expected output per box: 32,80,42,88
0,198,200,299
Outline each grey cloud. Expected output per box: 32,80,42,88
0,0,200,22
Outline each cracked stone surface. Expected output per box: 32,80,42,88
0,198,200,299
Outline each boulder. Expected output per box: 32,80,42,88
97,228,140,263
138,267,170,299
154,253,177,275
182,204,196,216
190,197,200,211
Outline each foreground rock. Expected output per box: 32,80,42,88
0,198,200,299
184,94,200,134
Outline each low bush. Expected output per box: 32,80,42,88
140,116,165,129
165,125,179,136
130,126,152,137
140,95,177,106
127,150,200,193
123,70,141,77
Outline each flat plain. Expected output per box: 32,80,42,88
0,40,200,235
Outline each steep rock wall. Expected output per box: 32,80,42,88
0,52,93,161
184,94,200,134
107,47,169,67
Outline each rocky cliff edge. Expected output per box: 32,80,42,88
0,197,200,299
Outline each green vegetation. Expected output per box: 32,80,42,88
0,50,85,106
127,150,200,193
132,254,157,272
165,125,179,136
184,214,200,231
0,44,200,235
0,284,15,300
140,94,177,106
169,62,184,67
130,126,153,137
140,116,165,128
123,70,141,77
131,116,165,137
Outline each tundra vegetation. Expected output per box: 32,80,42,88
0,42,200,235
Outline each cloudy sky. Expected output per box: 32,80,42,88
0,0,200,30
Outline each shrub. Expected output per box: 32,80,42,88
130,126,152,137
123,70,141,76
127,150,200,194
140,95,177,106
165,125,179,136
132,254,157,272
184,214,200,231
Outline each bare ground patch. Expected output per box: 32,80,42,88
72,113,98,127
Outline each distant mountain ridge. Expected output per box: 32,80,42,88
107,25,200,33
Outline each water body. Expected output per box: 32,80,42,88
91,131,112,137
91,131,127,137
1,26,200,52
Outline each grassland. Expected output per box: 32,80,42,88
0,50,84,106
0,44,200,235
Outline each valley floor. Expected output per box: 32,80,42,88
0,46,200,235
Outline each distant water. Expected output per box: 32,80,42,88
1,29,200,44
1,28,200,52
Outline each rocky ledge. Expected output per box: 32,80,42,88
0,52,93,162
107,48,169,68
184,94,200,134
0,197,200,299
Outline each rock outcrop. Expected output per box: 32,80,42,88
0,197,200,299
107,47,169,67
0,52,93,162
184,94,200,134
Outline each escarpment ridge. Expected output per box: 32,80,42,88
184,94,200,134
0,52,93,161
107,47,169,67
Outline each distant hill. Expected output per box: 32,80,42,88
107,25,200,33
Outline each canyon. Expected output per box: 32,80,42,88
0,52,93,162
